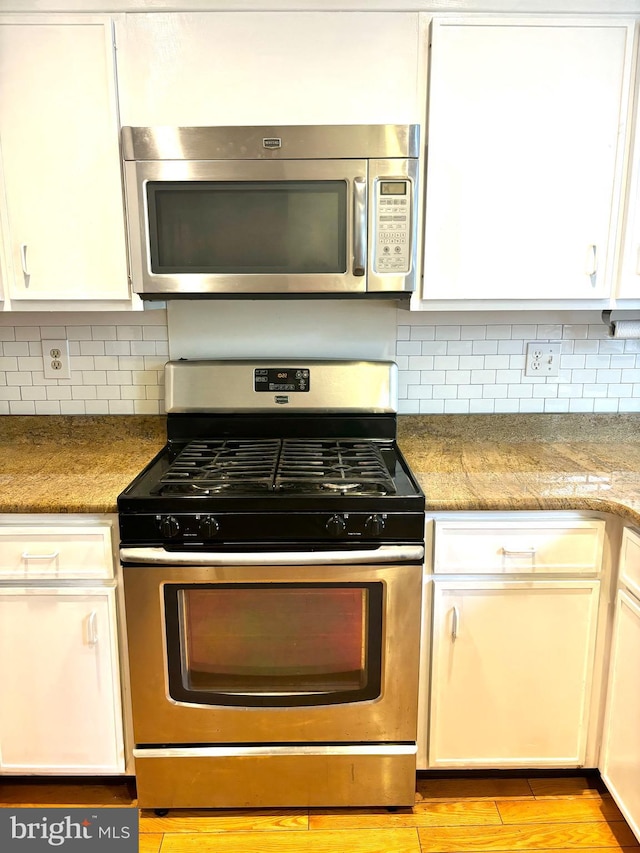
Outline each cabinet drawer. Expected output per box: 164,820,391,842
433,519,605,575
619,528,640,599
0,526,114,580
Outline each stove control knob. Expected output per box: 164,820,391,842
366,514,386,536
198,515,220,539
159,515,180,538
326,514,346,536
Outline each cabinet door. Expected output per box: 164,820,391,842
0,17,129,303
429,580,599,767
600,589,640,841
422,20,633,302
0,588,125,774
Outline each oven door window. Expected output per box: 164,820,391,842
147,181,347,275
164,583,382,707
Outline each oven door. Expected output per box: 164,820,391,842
124,158,369,296
121,546,423,746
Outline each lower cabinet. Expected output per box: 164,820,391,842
600,540,640,840
0,515,127,775
429,580,600,768
0,587,125,774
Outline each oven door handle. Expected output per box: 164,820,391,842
119,544,424,566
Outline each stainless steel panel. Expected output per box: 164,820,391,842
120,545,424,566
165,359,398,413
123,561,422,745
133,745,417,808
122,124,419,161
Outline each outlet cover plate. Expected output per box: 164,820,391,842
525,341,561,377
42,339,70,380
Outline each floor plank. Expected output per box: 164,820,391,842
498,799,625,825
140,809,308,833
160,827,421,853
416,777,534,802
309,800,502,829
529,778,610,799
139,833,163,853
417,822,640,852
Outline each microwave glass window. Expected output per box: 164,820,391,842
164,583,383,707
147,181,347,275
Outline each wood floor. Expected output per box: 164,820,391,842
0,774,637,853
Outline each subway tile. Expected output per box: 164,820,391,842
537,324,562,339
569,398,595,412
560,354,586,369
611,354,637,368
620,398,640,411
4,342,30,357
21,387,47,401
460,325,487,340
91,325,117,340
17,357,42,372
408,356,435,371
622,368,640,383
572,340,599,354
80,341,106,357
599,339,626,354
410,325,436,340
607,383,633,398
82,371,107,385
0,328,16,341
482,384,508,399
66,325,93,341
444,399,470,413
72,386,98,400
106,341,131,356
14,326,40,341
518,399,545,413
456,384,483,399
40,325,67,338
0,402,9,414
585,355,611,369
408,385,434,399
583,383,609,398
397,341,422,356
486,325,512,339
85,401,110,415
596,368,622,384
116,325,143,341
121,386,146,400
496,369,521,384
134,399,161,414
97,386,121,400
142,326,168,341
395,355,409,370
472,340,499,355
594,398,620,412
0,387,22,401
46,387,72,401
95,356,120,371
485,356,512,370
434,356,460,371
544,398,570,412
563,324,589,339
396,325,411,341
421,341,448,356
131,341,157,356
107,371,133,386
571,369,597,384
10,401,36,414
459,356,485,370
60,401,87,414
469,399,495,413
418,369,445,384
420,400,445,413
507,384,534,398
495,399,521,412
512,324,537,338
558,384,584,399
498,340,524,355
471,369,497,385
435,325,461,340
6,371,32,387
447,341,473,356
433,385,458,400
532,384,558,398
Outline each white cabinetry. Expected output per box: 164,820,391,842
0,16,132,309
422,515,605,769
117,12,421,126
0,517,126,775
600,528,640,842
421,19,633,305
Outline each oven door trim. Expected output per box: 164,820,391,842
120,544,424,566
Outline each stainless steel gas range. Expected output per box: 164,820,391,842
117,359,425,810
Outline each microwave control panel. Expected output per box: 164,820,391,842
374,180,411,274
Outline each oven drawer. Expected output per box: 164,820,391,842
0,524,114,580
433,518,605,575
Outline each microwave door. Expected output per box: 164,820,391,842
125,159,369,296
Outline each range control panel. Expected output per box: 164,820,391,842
374,179,412,274
254,367,310,392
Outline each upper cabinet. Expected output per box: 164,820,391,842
421,18,634,305
0,16,133,309
117,12,422,127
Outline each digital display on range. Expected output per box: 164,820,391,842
254,368,310,392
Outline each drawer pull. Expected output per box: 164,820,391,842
451,605,459,641
501,546,536,558
21,550,60,561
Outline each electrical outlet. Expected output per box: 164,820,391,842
42,339,70,380
525,341,562,377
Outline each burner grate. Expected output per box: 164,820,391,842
157,438,396,496
159,440,280,494
276,440,396,495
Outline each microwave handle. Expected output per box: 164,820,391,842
353,177,367,277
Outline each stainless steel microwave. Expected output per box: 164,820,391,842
121,125,419,298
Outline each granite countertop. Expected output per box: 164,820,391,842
1,414,640,525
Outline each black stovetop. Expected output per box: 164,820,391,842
117,415,425,547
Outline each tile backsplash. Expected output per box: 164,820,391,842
397,314,640,414
1,309,640,415
0,312,168,415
